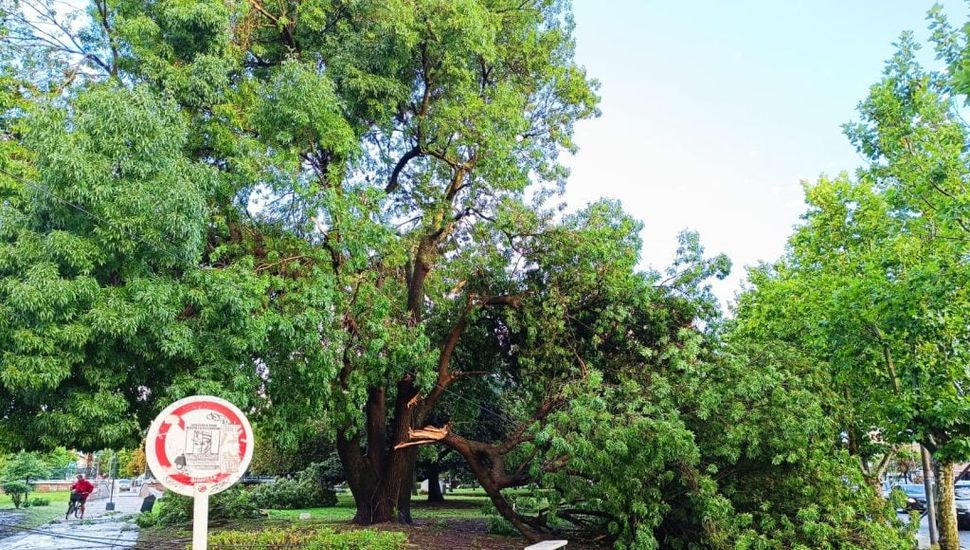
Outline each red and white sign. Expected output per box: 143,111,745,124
145,395,254,497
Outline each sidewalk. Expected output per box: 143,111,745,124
0,516,139,549
0,490,145,549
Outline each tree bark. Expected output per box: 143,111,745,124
938,461,960,550
921,445,940,546
336,386,413,525
427,462,444,503
395,448,418,522
395,398,565,543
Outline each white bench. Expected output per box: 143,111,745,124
525,541,568,550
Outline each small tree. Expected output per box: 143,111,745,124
1,452,48,506
2,481,30,508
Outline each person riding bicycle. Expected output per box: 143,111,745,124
68,474,95,519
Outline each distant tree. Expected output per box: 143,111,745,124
121,447,147,478
894,448,918,483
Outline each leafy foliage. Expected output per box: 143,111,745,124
1,451,48,483
1,480,30,508
0,1,954,548
250,462,338,510
153,485,259,526
207,527,407,550
733,11,970,549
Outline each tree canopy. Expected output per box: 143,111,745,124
0,1,960,548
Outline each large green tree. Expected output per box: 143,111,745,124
735,18,970,549
0,0,600,528
0,1,926,547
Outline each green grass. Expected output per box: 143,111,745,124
265,491,492,522
0,490,73,528
139,490,509,548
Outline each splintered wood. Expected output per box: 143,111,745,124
393,424,450,449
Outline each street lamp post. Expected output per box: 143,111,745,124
105,455,117,512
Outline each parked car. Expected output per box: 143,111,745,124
956,486,970,530
118,479,131,492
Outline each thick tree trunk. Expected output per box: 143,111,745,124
467,458,543,542
399,425,546,541
938,461,959,550
395,448,418,522
427,463,444,503
336,385,418,525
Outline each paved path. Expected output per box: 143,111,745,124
0,516,139,549
0,485,144,550
900,513,970,549
0,511,23,540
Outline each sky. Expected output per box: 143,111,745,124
564,0,965,310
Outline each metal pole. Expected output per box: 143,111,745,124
193,492,209,550
106,455,116,511
920,445,938,545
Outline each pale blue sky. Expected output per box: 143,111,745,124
565,1,964,309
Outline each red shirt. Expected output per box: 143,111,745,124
71,479,94,496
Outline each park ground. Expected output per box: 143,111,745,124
1,488,602,549
139,490,600,549
4,490,970,548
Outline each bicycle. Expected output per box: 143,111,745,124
65,491,87,520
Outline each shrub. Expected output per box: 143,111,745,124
135,512,158,528
2,481,31,509
30,497,50,507
206,527,406,550
250,462,337,509
210,485,261,520
155,486,259,526
485,514,519,537
304,529,406,550
154,492,190,526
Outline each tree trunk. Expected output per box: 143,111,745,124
396,448,418,522
335,378,423,526
921,445,940,546
427,463,444,503
938,461,959,550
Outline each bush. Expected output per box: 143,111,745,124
154,492,190,526
29,497,50,507
250,462,337,509
304,529,406,550
135,512,158,528
2,481,31,509
156,485,259,526
206,527,406,550
485,514,519,537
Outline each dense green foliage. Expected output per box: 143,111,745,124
0,451,48,508
250,462,339,509
150,485,261,526
149,462,338,526
0,0,961,548
733,11,970,550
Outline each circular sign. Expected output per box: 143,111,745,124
145,395,254,497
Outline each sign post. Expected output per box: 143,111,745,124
146,396,254,550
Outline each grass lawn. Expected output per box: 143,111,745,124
266,491,492,522
138,489,545,549
0,490,72,528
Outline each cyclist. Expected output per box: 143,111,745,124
68,474,95,519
